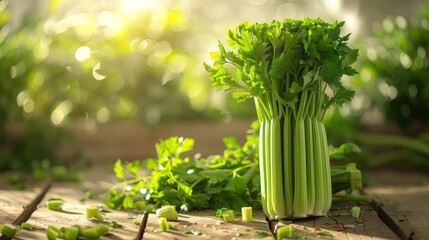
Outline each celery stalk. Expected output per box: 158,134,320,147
258,119,269,217
283,109,294,218
312,118,325,216
293,117,308,218
264,119,276,219
271,117,286,218
320,122,332,215
305,116,315,215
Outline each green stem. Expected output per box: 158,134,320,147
332,194,372,203
319,122,332,215
304,117,315,215
312,118,324,216
264,119,276,219
293,117,307,218
283,108,294,218
270,117,286,218
259,120,269,217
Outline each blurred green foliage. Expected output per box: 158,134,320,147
0,3,71,171
352,5,429,131
0,0,255,172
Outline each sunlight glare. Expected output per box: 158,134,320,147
322,0,342,13
121,0,157,15
97,11,124,36
75,46,91,61
344,13,360,36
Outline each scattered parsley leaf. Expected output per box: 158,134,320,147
317,231,333,237
255,231,271,238
110,221,123,229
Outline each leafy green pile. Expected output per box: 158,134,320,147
204,18,357,219
104,131,261,212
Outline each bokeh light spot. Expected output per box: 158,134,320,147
409,84,418,98
93,62,107,81
17,90,29,107
75,46,91,61
96,107,111,123
382,18,394,33
153,41,172,58
51,100,73,125
399,52,411,69
395,16,407,29
23,99,34,113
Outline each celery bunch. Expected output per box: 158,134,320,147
205,18,357,219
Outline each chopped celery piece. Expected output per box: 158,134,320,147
80,227,99,239
47,199,64,211
86,206,105,222
277,225,292,239
156,205,178,221
79,224,110,239
241,207,252,222
64,226,79,240
21,222,33,231
47,225,61,240
1,224,18,238
158,217,169,232
351,206,360,218
217,208,235,222
95,224,111,236
222,210,235,222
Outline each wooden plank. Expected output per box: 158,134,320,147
0,177,45,225
141,210,273,240
8,168,414,240
14,168,273,240
17,186,274,239
364,169,429,240
14,169,142,240
365,185,429,240
328,203,399,240
271,202,398,240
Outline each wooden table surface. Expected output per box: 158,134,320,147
1,166,427,240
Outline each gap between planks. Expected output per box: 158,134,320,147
364,189,415,240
